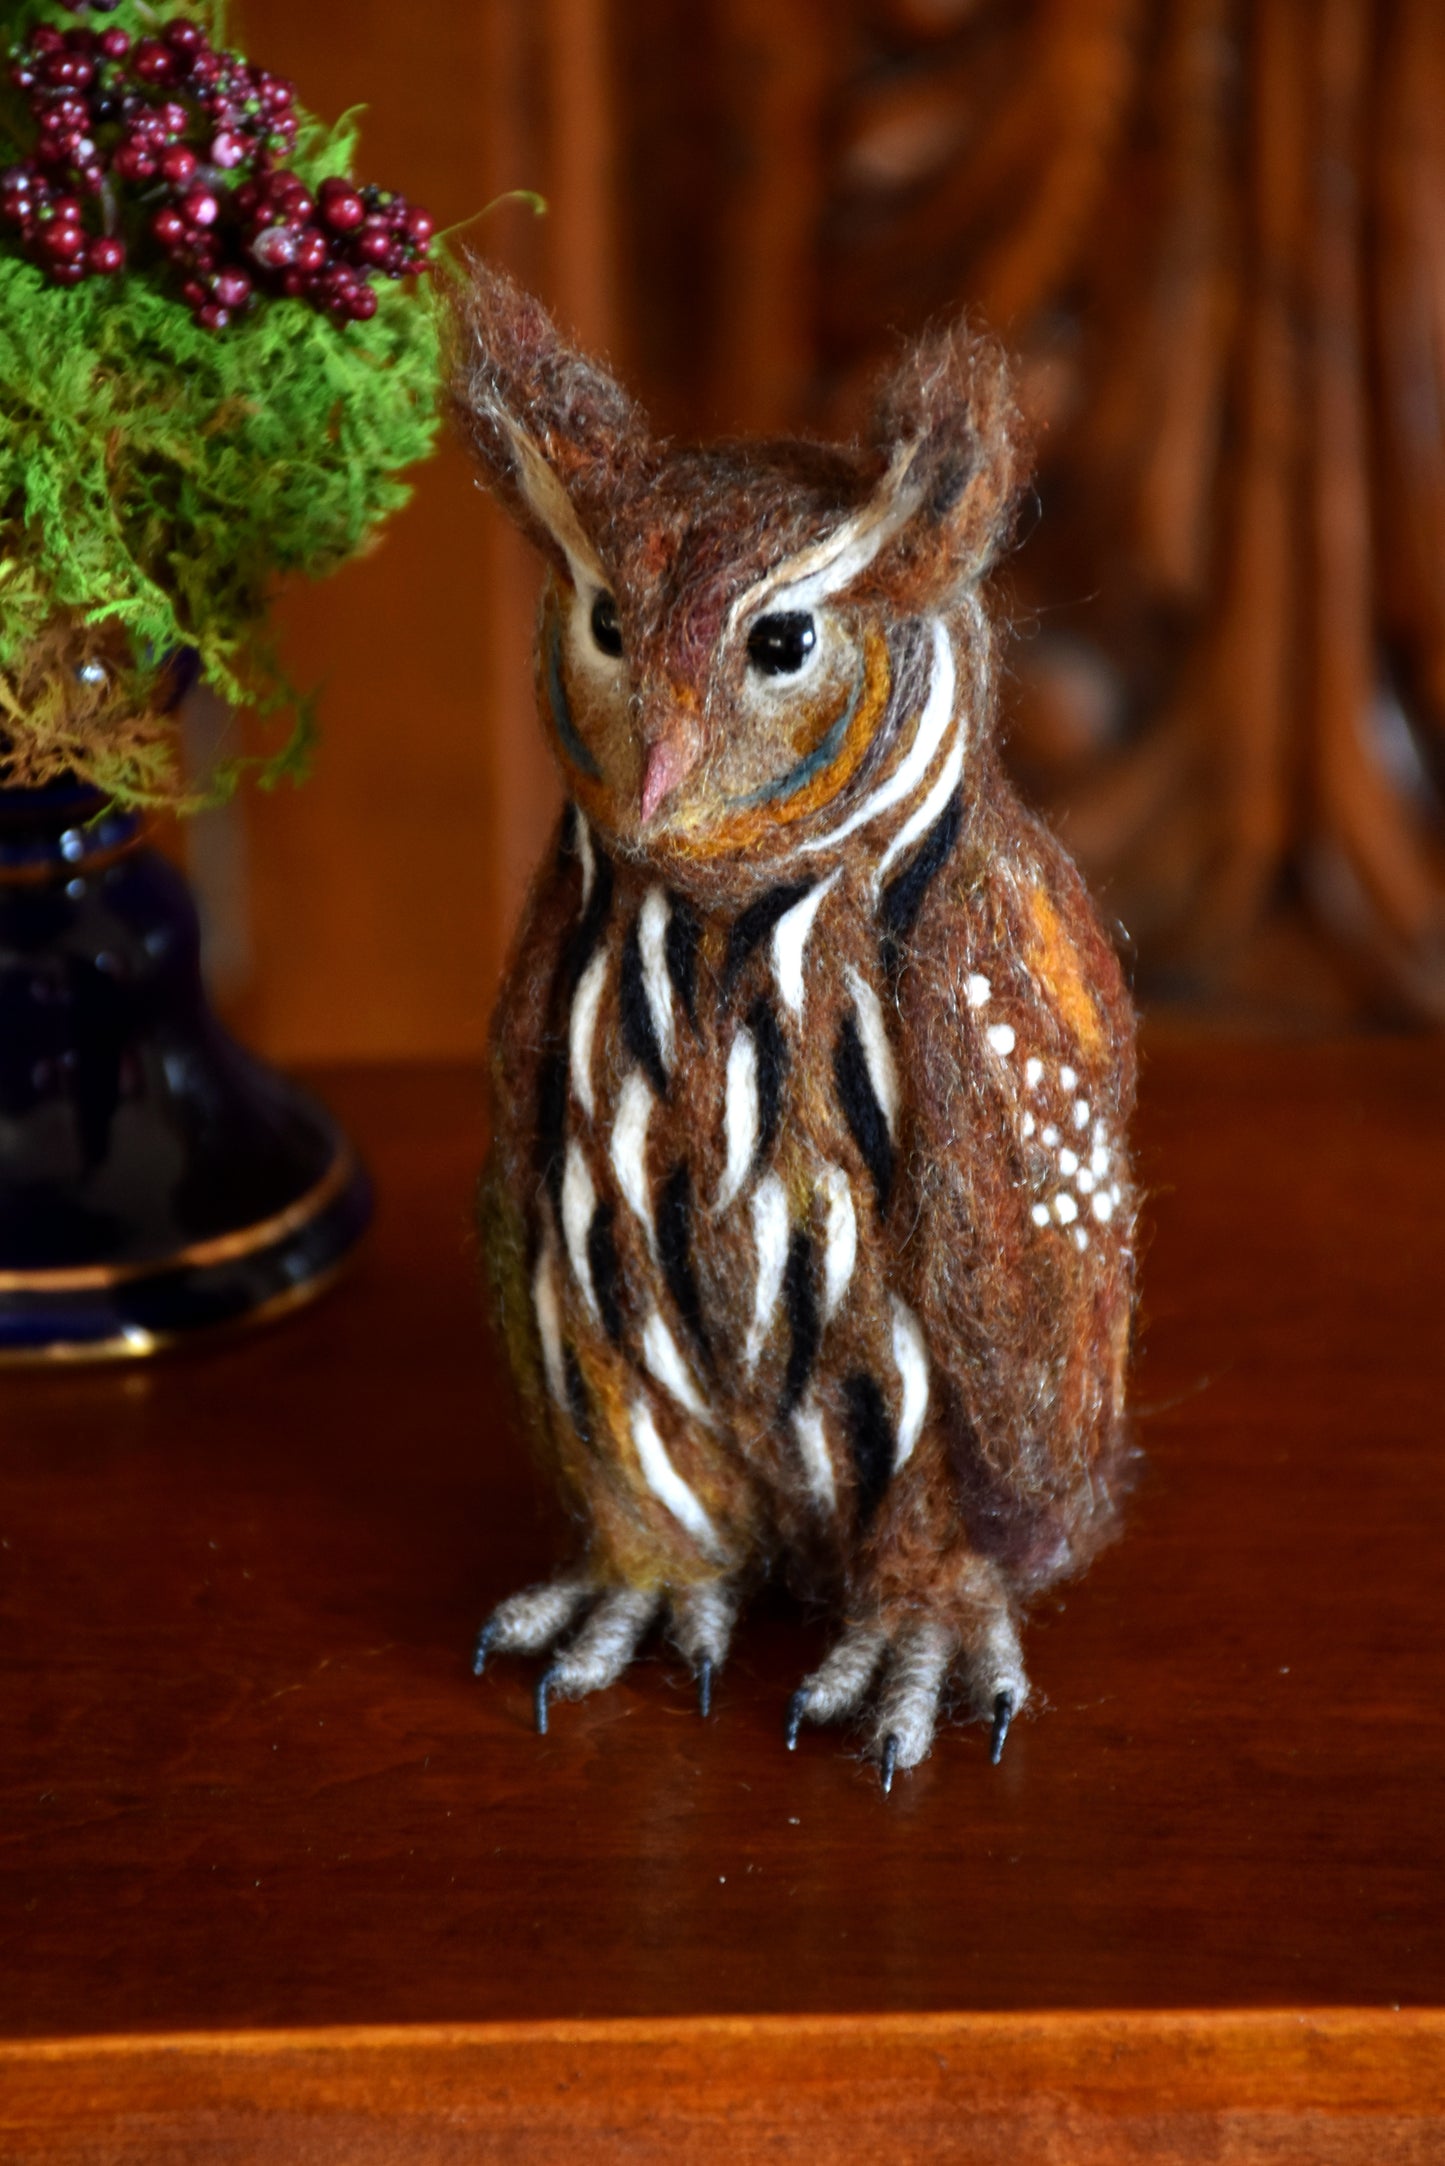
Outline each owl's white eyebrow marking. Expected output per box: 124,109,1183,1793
568,948,608,1119
532,1228,567,1406
800,618,956,858
629,1395,723,1559
745,1172,790,1373
844,966,899,1135
723,439,923,637
715,1026,759,1212
638,886,675,1074
817,1163,857,1321
890,1297,930,1468
792,1396,837,1512
574,808,596,910
642,1308,713,1426
561,1141,600,1320
610,1070,656,1250
771,873,838,1018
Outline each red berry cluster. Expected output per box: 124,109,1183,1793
1,9,434,328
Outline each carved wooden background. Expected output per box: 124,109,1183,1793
221,0,1445,1057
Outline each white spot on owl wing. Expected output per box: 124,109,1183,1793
1025,1058,1044,1089
792,1396,837,1512
965,973,991,1008
532,1230,566,1406
611,1070,656,1250
817,1163,857,1322
1059,1064,1078,1092
890,1297,930,1469
642,1309,713,1426
638,885,675,1074
1058,1147,1079,1176
715,1026,759,1212
1030,1201,1051,1228
986,1022,1016,1056
568,947,608,1120
771,872,838,1019
561,1141,599,1320
844,966,899,1134
745,1173,790,1374
1053,1191,1079,1224
1092,1188,1115,1222
574,807,596,910
630,1395,723,1560
1073,1098,1090,1130
800,619,956,856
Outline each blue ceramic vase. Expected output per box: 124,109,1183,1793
0,782,371,1361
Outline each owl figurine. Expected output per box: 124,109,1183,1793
455,266,1136,1788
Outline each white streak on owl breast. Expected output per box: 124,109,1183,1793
610,1070,656,1251
872,730,965,893
890,1297,930,1467
568,948,608,1118
637,885,675,1073
798,618,955,857
641,1308,713,1426
771,872,838,1019
844,966,900,1135
715,1026,759,1212
629,1395,723,1560
745,1173,790,1374
817,1163,857,1321
560,1141,599,1319
792,1396,838,1511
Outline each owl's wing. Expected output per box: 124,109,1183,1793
893,784,1137,1581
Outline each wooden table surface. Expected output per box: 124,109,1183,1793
2,1038,1442,2161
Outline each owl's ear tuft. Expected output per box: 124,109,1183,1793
449,260,652,588
860,322,1027,607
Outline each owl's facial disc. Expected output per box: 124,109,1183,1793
537,570,890,874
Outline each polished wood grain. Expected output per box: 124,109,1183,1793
3,2013,1443,2164
0,1038,1441,2153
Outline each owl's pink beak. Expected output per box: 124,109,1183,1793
639,737,697,824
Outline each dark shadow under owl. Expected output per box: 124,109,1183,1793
454,265,1136,1788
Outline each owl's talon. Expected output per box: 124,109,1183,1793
471,1619,497,1677
784,1687,808,1751
534,1663,560,1735
880,1733,900,1795
696,1656,713,1720
990,1690,1015,1764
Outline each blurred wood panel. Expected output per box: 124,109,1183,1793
226,0,619,1061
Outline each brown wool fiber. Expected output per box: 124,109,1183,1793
454,264,1137,1779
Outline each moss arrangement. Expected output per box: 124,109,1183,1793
0,0,443,803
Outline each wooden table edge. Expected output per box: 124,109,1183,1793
2,2008,1441,2162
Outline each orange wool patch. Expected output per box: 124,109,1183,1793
1026,888,1105,1057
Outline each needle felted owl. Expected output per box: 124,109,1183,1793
456,265,1136,1787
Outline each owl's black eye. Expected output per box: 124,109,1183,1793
747,611,817,677
590,592,623,658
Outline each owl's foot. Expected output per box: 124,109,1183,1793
785,1607,1029,1789
473,1572,741,1728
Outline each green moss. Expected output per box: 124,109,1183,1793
0,0,444,802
